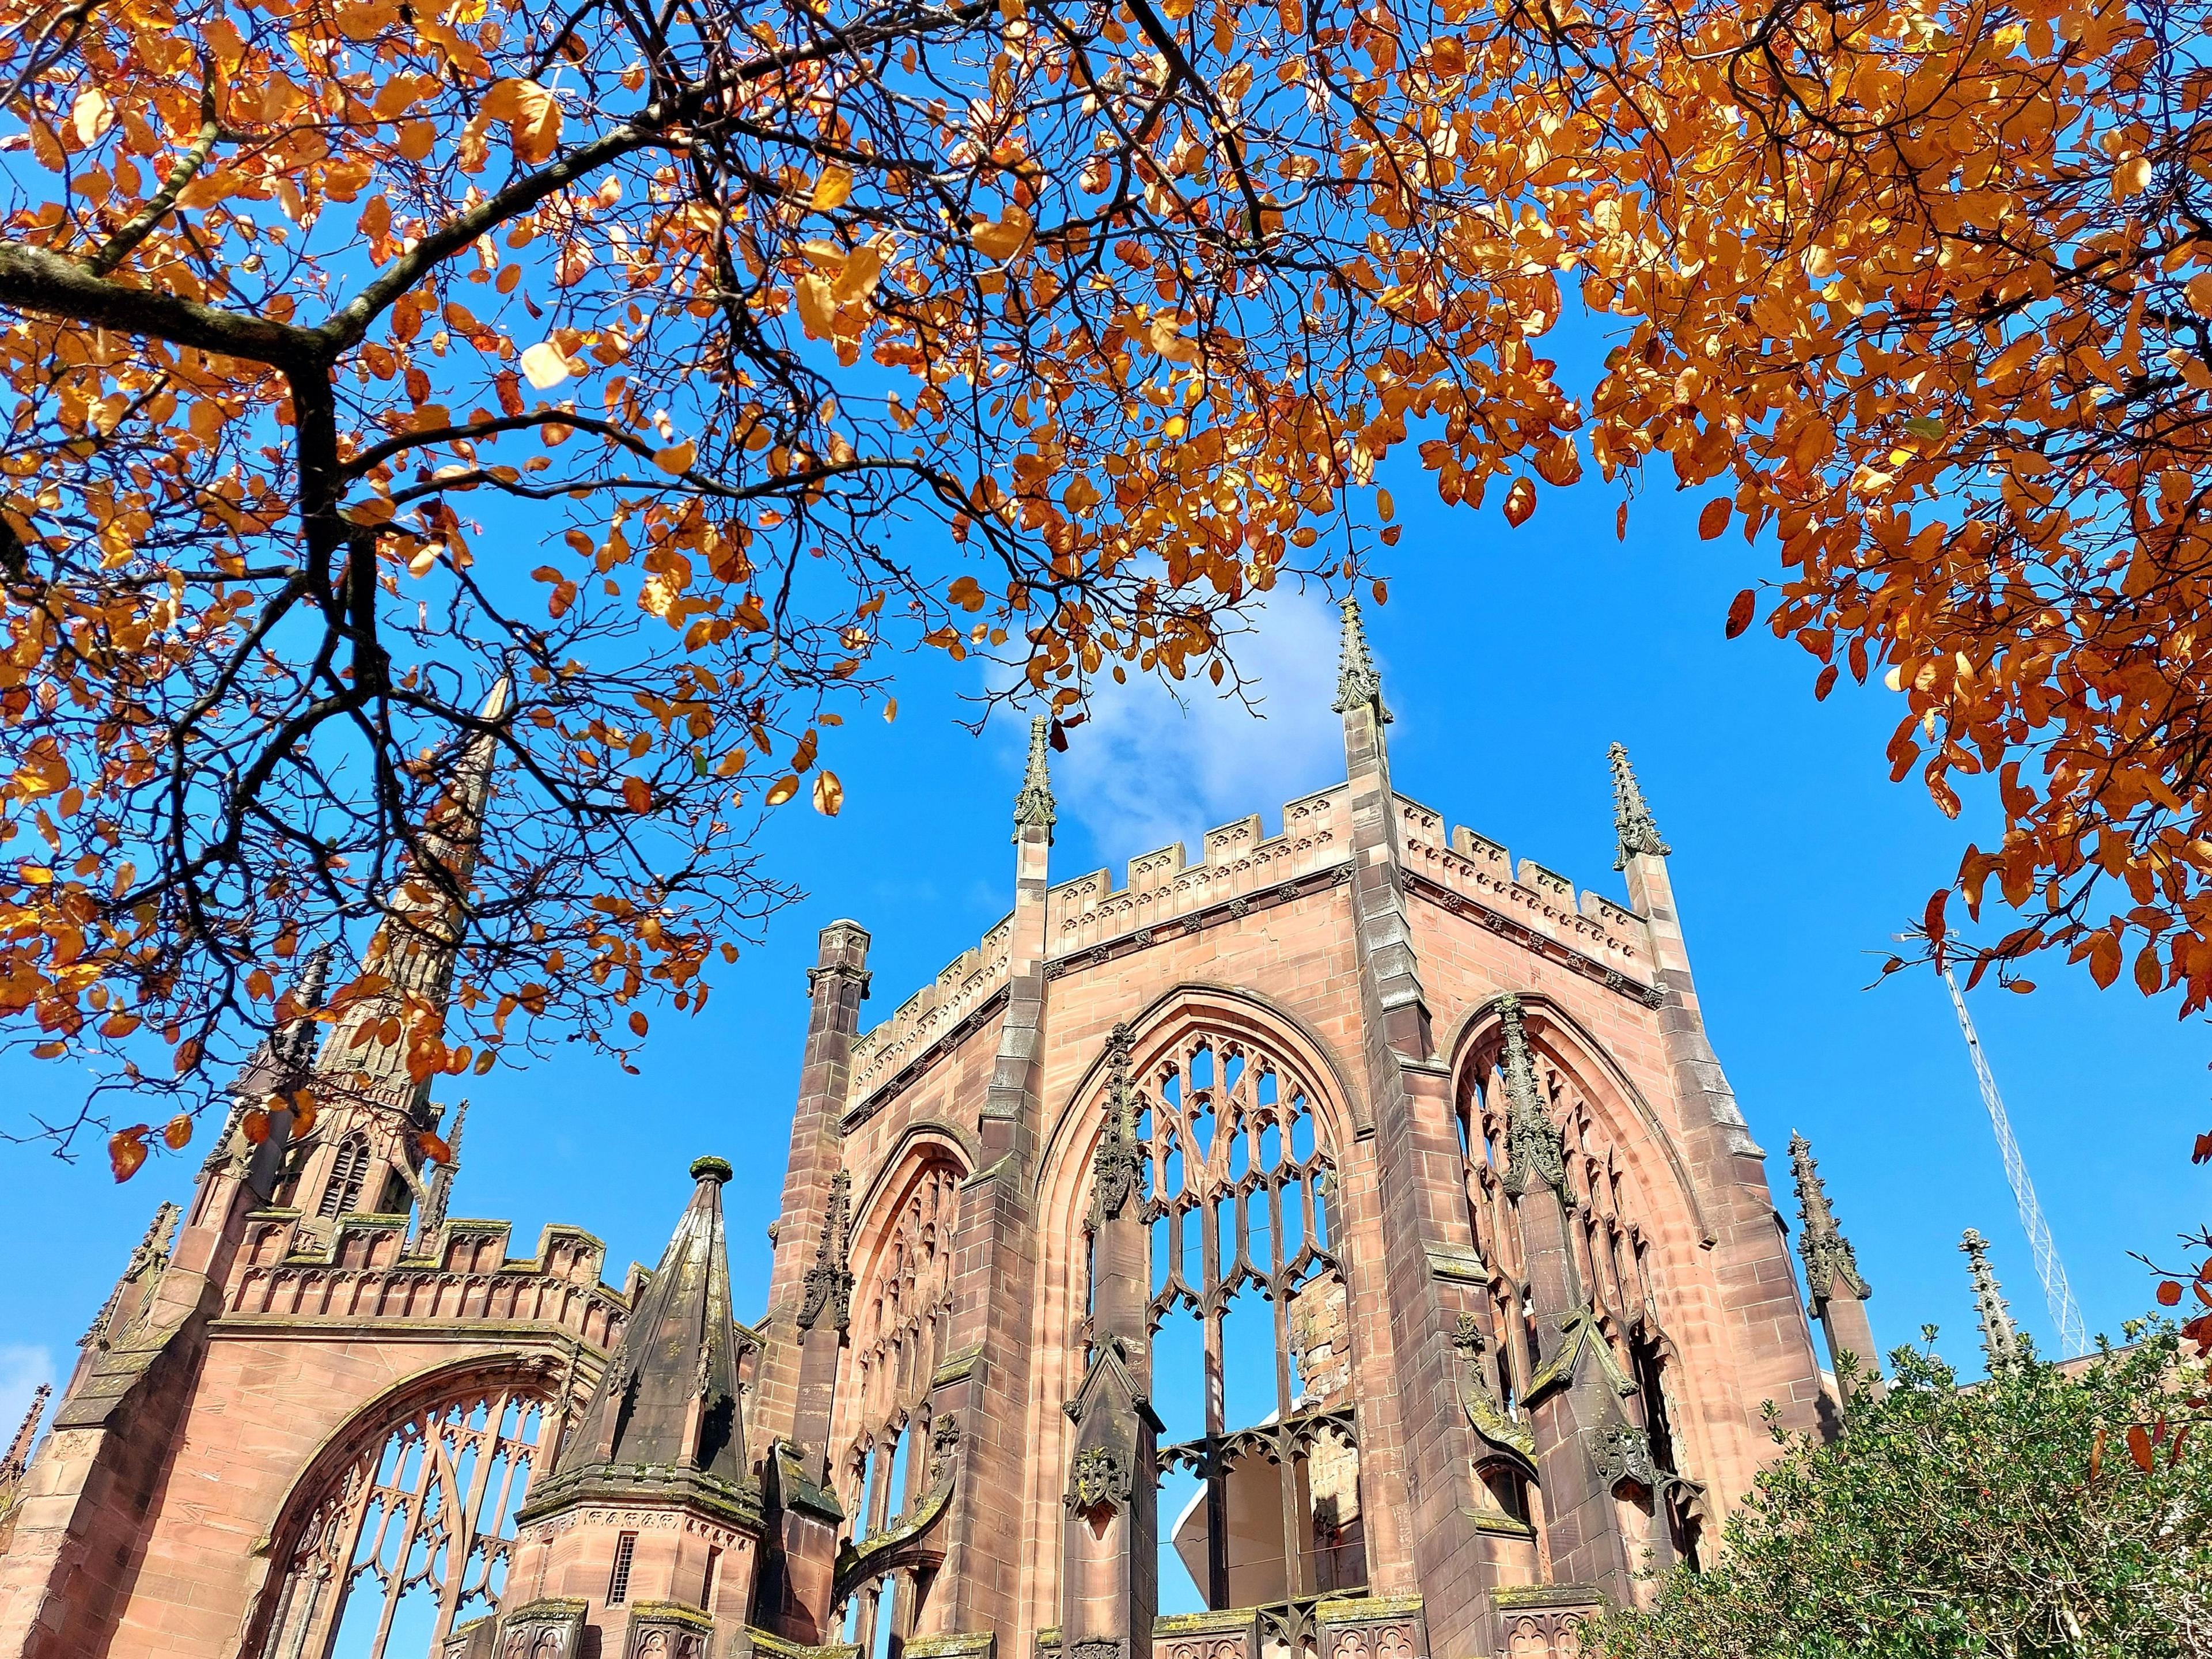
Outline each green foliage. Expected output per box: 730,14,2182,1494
1585,1328,2212,1659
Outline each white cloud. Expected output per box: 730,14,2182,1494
0,1344,55,1447
1047,588,1351,863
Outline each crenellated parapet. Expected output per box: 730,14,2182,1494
1046,783,1353,955
1392,795,1658,999
847,914,1015,1104
223,1209,627,1351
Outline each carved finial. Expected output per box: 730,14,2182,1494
1961,1228,2021,1369
1088,1023,1141,1231
1789,1132,1871,1304
1013,713,1056,835
1497,995,1567,1202
2,1383,48,1478
1330,594,1392,724
1608,742,1670,870
798,1170,854,1333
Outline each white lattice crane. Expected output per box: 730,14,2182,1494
1938,965,2090,1359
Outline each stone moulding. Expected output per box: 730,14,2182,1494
1154,1607,1260,1659
841,984,1012,1130
1401,870,1660,1008
749,1628,864,1659
907,1634,997,1659
624,1599,714,1659
1315,1592,1429,1659
1043,864,1352,987
497,1595,589,1658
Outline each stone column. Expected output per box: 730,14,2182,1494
1612,745,1825,1441
922,717,1056,1641
1495,998,1637,1604
1058,1027,1158,1659
1334,597,1493,1653
757,919,872,1452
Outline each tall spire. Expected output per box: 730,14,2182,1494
1961,1228,2022,1370
1789,1132,1871,1304
1013,711,1056,835
324,675,512,1110
1330,593,1391,724
1608,742,1670,869
547,1157,748,1491
1497,995,1566,1201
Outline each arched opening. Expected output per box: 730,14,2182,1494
836,1156,960,1659
1453,1002,1706,1572
255,1374,551,1659
318,1132,373,1219
1131,1027,1365,1648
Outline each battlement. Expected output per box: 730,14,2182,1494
223,1209,626,1350
1047,782,1353,954
848,911,1016,1103
1392,795,1652,977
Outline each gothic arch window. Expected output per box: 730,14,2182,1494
318,1132,373,1219
1132,1026,1363,1637
255,1376,550,1659
1453,1008,1696,1559
838,1156,960,1658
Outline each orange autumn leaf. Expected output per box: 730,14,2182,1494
1502,478,1536,527
622,775,653,813
1698,498,1732,541
416,1130,453,1165
1725,590,1756,640
764,775,801,807
813,770,843,816
109,1128,147,1183
161,1113,194,1151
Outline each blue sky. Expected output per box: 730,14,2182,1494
1,445,2202,1452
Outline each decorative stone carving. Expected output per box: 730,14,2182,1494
1497,997,1568,1202
497,1596,587,1659
624,1600,714,1659
798,1170,854,1333
1608,742,1671,868
1330,594,1392,723
1088,1026,1141,1232
1789,1133,1872,1304
1450,1313,1534,1463
1586,1423,1660,1491
1014,713,1057,831
1065,1444,1132,1518
1068,1638,1123,1659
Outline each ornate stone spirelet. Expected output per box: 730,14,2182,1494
1789,1132,1871,1303
1608,742,1671,869
1961,1227,2021,1369
1497,996,1569,1202
797,1171,854,1334
1088,1024,1141,1232
1330,594,1392,724
1013,713,1057,833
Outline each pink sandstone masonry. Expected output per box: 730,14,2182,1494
0,603,1870,1659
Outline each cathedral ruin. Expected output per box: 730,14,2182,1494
0,599,1884,1659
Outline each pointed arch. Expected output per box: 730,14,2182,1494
240,1351,564,1659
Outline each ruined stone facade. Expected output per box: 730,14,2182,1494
0,602,1883,1659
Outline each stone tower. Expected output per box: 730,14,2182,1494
0,620,1838,1659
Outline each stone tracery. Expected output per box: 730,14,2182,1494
256,1377,551,1659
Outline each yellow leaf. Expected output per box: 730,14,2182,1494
766,774,801,806
2187,273,2212,319
812,165,854,211
71,89,113,147
655,441,696,474
2115,156,2151,199
971,205,1035,264
813,771,844,815
520,340,571,388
